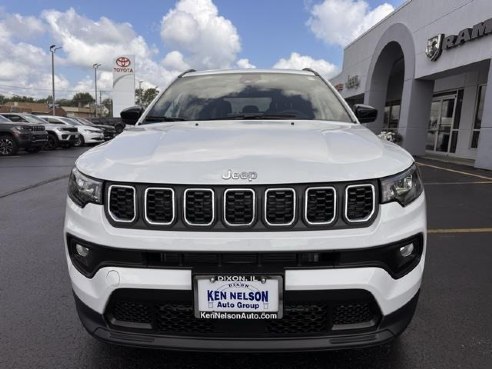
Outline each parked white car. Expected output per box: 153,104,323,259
38,115,104,147
65,69,426,351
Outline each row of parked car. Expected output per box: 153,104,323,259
0,113,120,156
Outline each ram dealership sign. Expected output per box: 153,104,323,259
112,55,135,117
426,18,492,61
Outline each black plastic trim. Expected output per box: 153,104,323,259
73,290,420,352
66,233,424,279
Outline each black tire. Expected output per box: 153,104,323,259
74,135,85,147
0,135,18,156
26,146,42,153
45,134,58,150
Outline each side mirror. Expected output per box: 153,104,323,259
353,104,378,123
120,106,144,125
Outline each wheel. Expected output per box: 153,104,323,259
26,146,42,153
45,134,58,150
74,135,85,147
0,135,18,156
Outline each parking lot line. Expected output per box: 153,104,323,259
416,162,492,181
428,228,492,234
424,181,492,185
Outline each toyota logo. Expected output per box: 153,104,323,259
116,57,131,67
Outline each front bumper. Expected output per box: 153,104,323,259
65,192,426,350
83,132,105,144
14,132,48,148
74,290,420,351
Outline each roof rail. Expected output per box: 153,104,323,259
302,68,321,77
177,69,196,78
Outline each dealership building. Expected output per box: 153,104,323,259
331,0,492,170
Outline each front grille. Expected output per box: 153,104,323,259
61,127,78,132
184,189,215,226
333,303,374,326
108,185,136,222
33,125,45,131
345,185,375,222
105,289,381,337
145,188,175,225
224,189,255,226
105,181,378,231
305,187,336,225
265,188,295,226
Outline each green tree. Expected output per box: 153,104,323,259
71,92,95,107
137,87,159,108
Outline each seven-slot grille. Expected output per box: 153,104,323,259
344,184,375,222
106,182,377,230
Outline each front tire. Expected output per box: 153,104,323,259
74,135,85,147
45,134,58,150
0,135,18,156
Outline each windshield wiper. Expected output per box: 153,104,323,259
144,116,187,122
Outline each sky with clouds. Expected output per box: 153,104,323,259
0,0,405,99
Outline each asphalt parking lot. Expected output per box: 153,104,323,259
1,148,491,369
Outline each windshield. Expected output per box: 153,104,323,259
144,73,354,124
62,118,81,126
23,114,48,124
0,115,10,123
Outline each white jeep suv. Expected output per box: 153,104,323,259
64,69,426,351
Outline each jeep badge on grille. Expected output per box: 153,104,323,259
222,169,258,181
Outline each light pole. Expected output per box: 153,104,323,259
49,44,62,115
138,80,143,106
93,63,101,117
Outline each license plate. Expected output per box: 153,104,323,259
194,275,282,319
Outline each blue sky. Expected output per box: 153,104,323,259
0,0,405,99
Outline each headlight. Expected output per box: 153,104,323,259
68,167,103,207
380,163,423,206
55,127,64,131
12,125,31,132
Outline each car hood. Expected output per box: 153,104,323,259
76,120,413,184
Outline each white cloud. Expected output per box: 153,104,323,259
236,58,256,69
41,8,187,94
160,0,241,69
273,52,338,79
307,0,394,47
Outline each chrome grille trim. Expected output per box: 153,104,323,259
144,187,175,226
304,186,337,225
183,188,215,227
264,188,296,227
223,188,256,227
107,185,137,223
344,184,375,223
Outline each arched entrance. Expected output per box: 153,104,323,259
365,23,434,156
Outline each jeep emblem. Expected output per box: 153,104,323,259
222,169,258,181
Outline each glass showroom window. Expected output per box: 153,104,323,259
383,101,401,132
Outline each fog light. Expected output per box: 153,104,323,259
399,243,414,257
76,244,90,257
